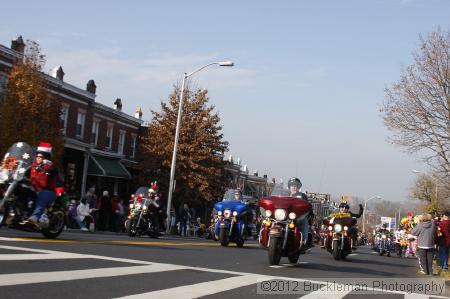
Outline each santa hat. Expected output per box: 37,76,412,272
37,142,52,155
150,181,158,192
407,212,414,217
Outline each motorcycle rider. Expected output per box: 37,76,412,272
234,188,243,201
147,187,161,231
288,177,313,251
24,142,60,226
377,223,392,255
338,201,363,249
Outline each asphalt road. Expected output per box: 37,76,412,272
0,228,448,299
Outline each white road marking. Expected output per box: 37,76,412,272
404,294,433,299
299,284,351,299
0,237,31,242
0,253,87,261
348,253,358,256
0,264,186,286
0,239,446,299
116,274,263,299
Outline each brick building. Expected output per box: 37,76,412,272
0,36,145,198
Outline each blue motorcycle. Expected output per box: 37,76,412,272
214,191,250,247
375,231,393,257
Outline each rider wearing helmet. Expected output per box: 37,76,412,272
288,177,313,251
338,202,363,218
338,201,364,249
234,188,243,201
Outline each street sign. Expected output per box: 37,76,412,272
390,218,396,230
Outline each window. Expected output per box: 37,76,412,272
91,119,100,145
130,134,137,158
76,110,86,138
60,105,69,135
106,124,114,149
118,130,126,154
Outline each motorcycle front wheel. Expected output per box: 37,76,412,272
332,240,341,260
235,237,244,248
127,218,137,237
268,237,282,265
42,211,65,239
219,227,229,246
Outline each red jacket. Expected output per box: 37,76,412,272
30,161,57,192
437,219,450,247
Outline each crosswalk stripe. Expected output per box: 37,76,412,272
0,242,446,299
0,253,87,261
0,264,186,286
115,274,263,299
403,294,433,299
299,285,351,299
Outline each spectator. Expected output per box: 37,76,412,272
437,211,450,271
411,213,436,275
111,194,125,232
85,186,98,224
98,191,112,231
179,203,190,237
67,199,88,231
77,197,95,232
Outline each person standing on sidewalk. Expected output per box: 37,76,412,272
411,214,436,275
437,212,450,271
98,191,112,231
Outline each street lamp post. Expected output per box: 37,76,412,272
165,61,234,234
362,195,381,234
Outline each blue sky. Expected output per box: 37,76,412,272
1,0,449,202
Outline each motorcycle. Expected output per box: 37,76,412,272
323,212,356,260
214,189,251,247
125,186,160,238
205,212,218,241
376,231,393,256
258,184,312,265
0,142,65,238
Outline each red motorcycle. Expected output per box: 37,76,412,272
258,185,312,265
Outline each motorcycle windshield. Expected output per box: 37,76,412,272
222,189,242,201
0,142,33,182
270,183,291,197
134,186,149,197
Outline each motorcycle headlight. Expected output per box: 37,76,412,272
135,203,142,210
344,226,348,231
143,205,148,210
274,209,286,221
328,226,333,231
265,210,272,218
217,211,222,216
232,211,238,217
224,210,231,218
288,212,296,220
129,204,134,209
334,224,342,232
382,234,387,239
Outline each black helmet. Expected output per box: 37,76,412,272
288,177,302,189
339,202,349,209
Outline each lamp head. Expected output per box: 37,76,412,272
218,61,234,67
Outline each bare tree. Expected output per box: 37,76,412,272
381,28,450,177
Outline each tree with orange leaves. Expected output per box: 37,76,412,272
139,86,230,207
0,40,63,163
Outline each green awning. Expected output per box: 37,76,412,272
246,183,258,193
88,156,131,179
